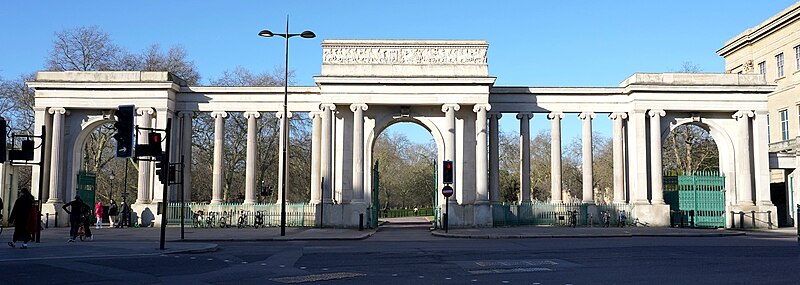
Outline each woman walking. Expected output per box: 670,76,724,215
95,201,104,229
8,187,35,249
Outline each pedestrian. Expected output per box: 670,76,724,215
7,187,35,249
63,195,92,242
108,199,118,228
95,201,104,229
119,201,130,228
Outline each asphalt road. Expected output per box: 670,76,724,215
1,222,798,285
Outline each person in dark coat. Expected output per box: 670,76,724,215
7,187,34,249
108,199,118,228
63,195,91,242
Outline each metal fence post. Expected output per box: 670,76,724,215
739,211,745,229
767,211,772,229
751,210,756,228
730,211,735,228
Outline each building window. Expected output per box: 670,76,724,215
759,61,767,79
767,114,771,143
795,45,800,71
780,109,789,140
777,53,785,77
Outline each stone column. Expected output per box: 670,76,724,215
488,112,502,203
180,112,193,202
474,104,490,204
547,112,564,203
321,104,336,204
629,110,649,204
46,108,66,203
310,111,322,204
276,110,292,205
579,112,595,204
517,112,533,203
753,110,772,205
733,110,754,205
649,109,666,205
442,104,460,204
610,112,628,203
351,104,368,203
210,111,227,204
244,111,260,204
136,108,154,204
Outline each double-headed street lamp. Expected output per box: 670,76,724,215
258,15,315,236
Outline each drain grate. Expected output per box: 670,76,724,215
270,272,366,284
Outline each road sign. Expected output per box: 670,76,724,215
442,185,454,197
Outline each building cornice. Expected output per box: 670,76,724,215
717,2,800,57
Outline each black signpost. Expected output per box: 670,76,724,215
442,185,453,233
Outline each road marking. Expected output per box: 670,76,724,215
469,267,553,274
270,272,366,284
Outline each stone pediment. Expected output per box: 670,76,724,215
320,40,488,77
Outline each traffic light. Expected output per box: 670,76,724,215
9,139,34,161
155,160,166,184
0,117,6,163
442,160,454,184
168,165,176,183
136,132,163,158
113,105,135,158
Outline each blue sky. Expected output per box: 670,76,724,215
1,1,796,143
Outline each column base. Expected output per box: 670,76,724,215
632,203,670,227
42,202,66,227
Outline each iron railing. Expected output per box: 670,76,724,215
166,202,315,227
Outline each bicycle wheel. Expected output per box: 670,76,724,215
219,217,227,228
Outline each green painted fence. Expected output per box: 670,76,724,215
663,171,726,228
166,202,315,227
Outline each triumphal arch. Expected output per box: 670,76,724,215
24,40,777,228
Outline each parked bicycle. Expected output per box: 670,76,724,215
237,210,249,228
567,210,578,228
631,218,649,227
205,211,218,228
219,211,232,228
192,210,204,228
601,211,611,227
253,211,265,228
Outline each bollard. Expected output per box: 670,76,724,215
751,211,756,228
45,213,50,229
739,211,745,229
680,212,685,228
796,204,799,241
767,211,772,230
730,211,735,228
359,213,364,231
689,210,695,228
54,212,58,228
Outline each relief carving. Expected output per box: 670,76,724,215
322,47,487,65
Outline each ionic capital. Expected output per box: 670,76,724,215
473,104,491,113
137,107,155,116
309,111,322,119
243,111,261,119
350,103,369,113
488,112,503,119
609,112,628,120
179,111,195,119
648,109,666,117
320,103,337,112
48,107,67,115
732,110,754,120
547,112,565,120
753,110,769,116
516,112,533,120
441,104,460,113
578,112,596,120
210,111,228,119
276,111,293,119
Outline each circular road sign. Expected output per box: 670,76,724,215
442,185,454,197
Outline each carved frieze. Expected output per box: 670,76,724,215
322,47,487,65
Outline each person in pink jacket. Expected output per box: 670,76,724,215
95,202,104,229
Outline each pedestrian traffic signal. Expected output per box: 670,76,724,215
443,160,454,184
113,105,135,158
155,160,166,184
0,117,6,163
136,132,163,158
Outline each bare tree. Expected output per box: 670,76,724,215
46,26,123,71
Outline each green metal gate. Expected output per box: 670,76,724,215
77,170,97,221
370,161,380,228
663,171,726,228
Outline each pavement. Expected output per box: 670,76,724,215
0,219,795,262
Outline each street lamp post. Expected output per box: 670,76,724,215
258,15,315,236
109,172,115,201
